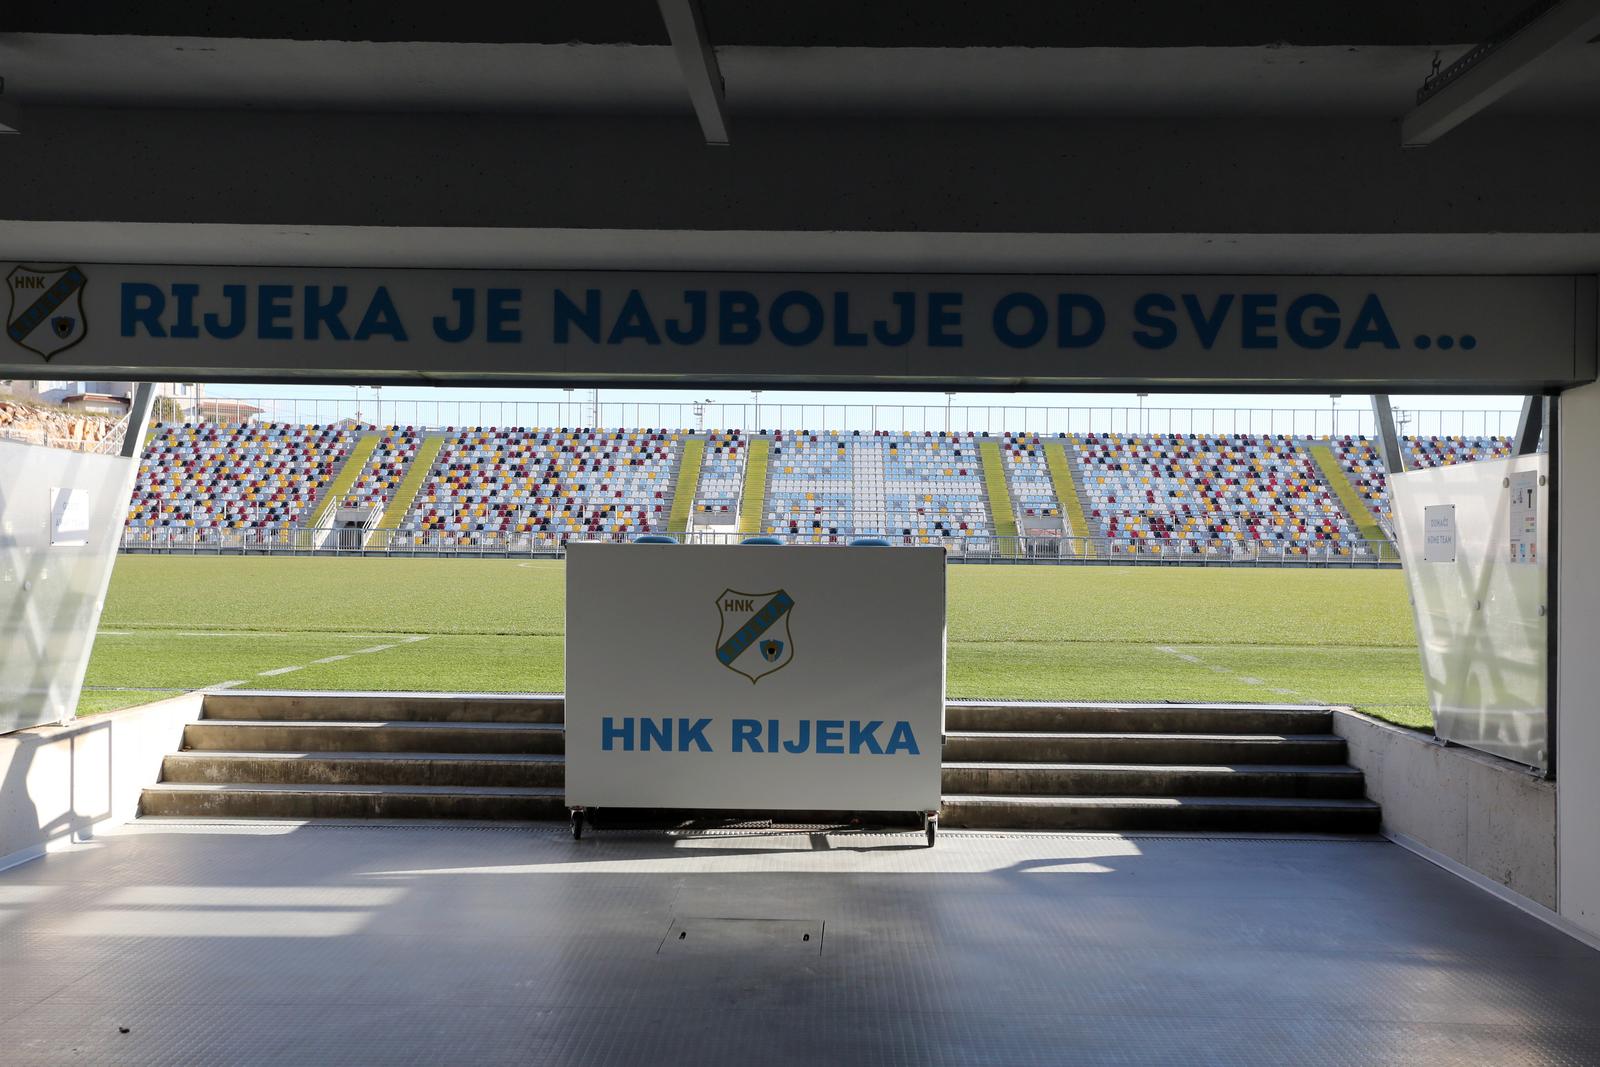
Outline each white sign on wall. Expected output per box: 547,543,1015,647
1423,505,1456,563
1509,470,1539,565
1,263,1590,391
564,542,946,812
49,487,90,547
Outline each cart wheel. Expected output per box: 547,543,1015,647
571,809,585,840
925,813,937,848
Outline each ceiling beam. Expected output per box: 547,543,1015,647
1402,0,1600,146
656,0,729,145
0,78,19,134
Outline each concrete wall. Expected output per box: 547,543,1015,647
0,692,199,872
1332,709,1556,909
1,108,1597,235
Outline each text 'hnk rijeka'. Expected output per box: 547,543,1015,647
600,717,920,755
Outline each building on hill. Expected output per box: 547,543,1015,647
9,379,207,417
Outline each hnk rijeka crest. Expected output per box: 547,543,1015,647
714,589,795,683
6,266,88,360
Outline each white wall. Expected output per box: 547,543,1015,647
0,693,200,871
1558,382,1600,938
1333,710,1556,909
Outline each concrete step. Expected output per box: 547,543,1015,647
942,731,1347,764
139,782,566,820
940,794,1382,833
202,691,564,724
940,762,1365,799
945,702,1332,735
182,720,565,755
161,751,565,789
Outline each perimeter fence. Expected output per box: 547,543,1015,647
119,525,1401,567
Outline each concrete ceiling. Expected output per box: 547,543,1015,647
2,36,1598,117
0,4,1596,275
0,3,1550,47
0,1,1597,119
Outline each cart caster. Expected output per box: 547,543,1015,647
924,812,938,848
570,808,585,840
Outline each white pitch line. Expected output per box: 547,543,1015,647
180,631,300,638
174,631,430,639
1155,645,1304,697
243,637,430,681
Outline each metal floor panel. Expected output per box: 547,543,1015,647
2,824,1598,1066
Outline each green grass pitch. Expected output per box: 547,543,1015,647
81,556,1432,729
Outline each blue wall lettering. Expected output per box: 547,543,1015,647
927,292,963,347
665,290,707,345
204,285,248,340
353,287,408,342
993,292,1048,348
769,290,825,347
485,288,522,343
304,285,350,342
169,283,201,339
553,288,601,343
1239,293,1278,349
1286,293,1340,349
120,283,166,338
1058,294,1105,348
608,289,660,345
256,285,294,341
833,292,868,346
1132,293,1177,349
873,292,917,346
434,288,476,343
1344,294,1400,349
719,291,762,345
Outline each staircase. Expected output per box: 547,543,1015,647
1043,441,1089,539
941,702,1379,832
372,432,448,542
141,692,565,820
306,432,378,532
666,436,706,535
977,440,1018,552
1062,444,1104,541
736,436,770,535
142,694,1377,833
1307,441,1392,554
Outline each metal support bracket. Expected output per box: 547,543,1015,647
656,0,730,146
1370,394,1406,475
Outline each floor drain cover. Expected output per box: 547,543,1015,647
659,917,824,955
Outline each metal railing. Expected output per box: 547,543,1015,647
170,396,1521,441
118,525,1401,567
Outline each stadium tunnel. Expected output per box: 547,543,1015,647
2,3,1600,1062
